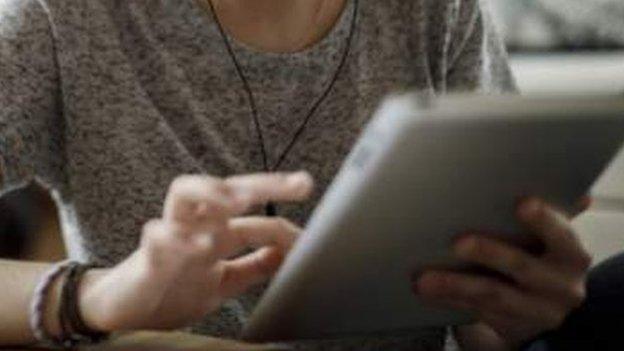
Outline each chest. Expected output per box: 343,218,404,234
51,0,438,264
58,2,432,174
23,1,464,286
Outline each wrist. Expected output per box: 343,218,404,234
77,268,113,333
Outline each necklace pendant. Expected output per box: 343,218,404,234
265,202,278,217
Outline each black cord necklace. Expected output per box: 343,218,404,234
204,0,359,216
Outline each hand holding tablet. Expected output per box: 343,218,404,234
416,195,593,349
243,94,624,342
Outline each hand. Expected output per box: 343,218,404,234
414,197,592,350
77,172,314,332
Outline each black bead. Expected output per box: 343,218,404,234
265,202,277,217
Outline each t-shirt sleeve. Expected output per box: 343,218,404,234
0,0,65,196
445,0,517,93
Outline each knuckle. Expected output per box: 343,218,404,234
141,219,164,245
169,174,194,193
206,178,232,201
141,222,173,265
212,177,231,193
201,200,227,218
189,233,214,254
474,239,504,263
467,237,488,258
275,217,299,234
566,282,587,308
185,242,212,262
576,250,593,271
472,239,528,273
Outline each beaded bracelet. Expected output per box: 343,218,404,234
29,260,76,348
58,263,108,346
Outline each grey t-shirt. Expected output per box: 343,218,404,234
0,0,514,349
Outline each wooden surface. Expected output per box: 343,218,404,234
0,332,282,351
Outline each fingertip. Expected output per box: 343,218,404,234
577,196,593,211
414,271,445,296
288,171,315,199
453,236,478,259
259,248,285,275
517,197,542,222
453,231,475,245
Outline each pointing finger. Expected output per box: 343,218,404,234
225,171,314,214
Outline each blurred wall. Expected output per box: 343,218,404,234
493,0,624,50
497,0,624,264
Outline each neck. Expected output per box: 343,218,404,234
212,0,320,23
208,0,346,53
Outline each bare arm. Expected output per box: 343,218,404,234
0,260,55,345
0,172,312,347
0,1,70,344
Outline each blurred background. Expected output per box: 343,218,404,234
492,0,624,95
491,0,624,265
1,0,623,264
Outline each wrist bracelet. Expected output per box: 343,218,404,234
29,260,75,348
58,263,109,345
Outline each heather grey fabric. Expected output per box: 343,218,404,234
0,0,514,349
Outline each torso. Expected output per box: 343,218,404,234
52,0,445,266
3,0,513,348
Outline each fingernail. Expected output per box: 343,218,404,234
289,171,312,183
288,172,314,192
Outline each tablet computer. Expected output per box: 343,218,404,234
243,94,624,342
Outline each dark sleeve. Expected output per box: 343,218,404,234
524,253,624,351
0,0,65,196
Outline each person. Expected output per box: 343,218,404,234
0,0,592,350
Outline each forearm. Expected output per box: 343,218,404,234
0,259,59,346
